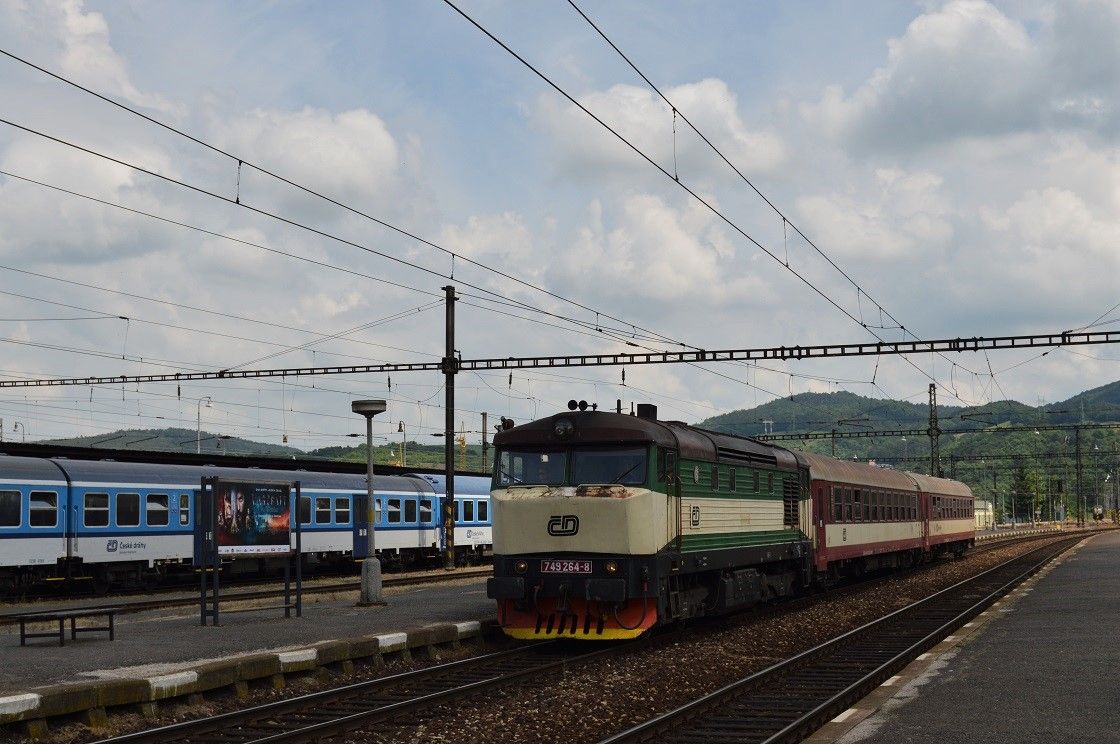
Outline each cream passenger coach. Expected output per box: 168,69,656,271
487,404,975,639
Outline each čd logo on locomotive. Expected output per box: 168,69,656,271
547,514,579,536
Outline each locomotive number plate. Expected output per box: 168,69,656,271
541,559,592,574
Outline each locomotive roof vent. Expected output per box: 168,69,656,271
636,403,658,420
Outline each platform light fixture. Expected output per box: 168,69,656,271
352,399,388,606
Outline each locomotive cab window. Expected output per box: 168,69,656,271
571,447,647,486
84,493,109,528
146,494,169,527
0,490,20,527
29,491,58,528
497,450,567,486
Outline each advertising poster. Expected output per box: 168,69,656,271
215,481,292,556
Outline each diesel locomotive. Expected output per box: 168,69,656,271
486,404,975,639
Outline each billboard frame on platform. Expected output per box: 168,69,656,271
195,477,303,625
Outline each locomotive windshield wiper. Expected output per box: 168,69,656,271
610,462,642,484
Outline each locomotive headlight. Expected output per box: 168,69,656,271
554,419,574,439
605,560,619,574
514,560,529,574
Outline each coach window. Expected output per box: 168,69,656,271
84,493,109,527
335,496,350,525
299,496,311,525
464,500,475,522
478,500,488,522
870,493,878,521
374,498,382,524
116,493,140,527
146,494,169,527
315,497,332,524
179,494,191,526
29,491,58,528
0,490,20,527
832,488,842,522
387,498,401,524
843,489,852,522
853,490,862,521
420,498,433,524
405,499,418,524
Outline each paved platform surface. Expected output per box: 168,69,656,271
840,530,1120,743
0,578,491,692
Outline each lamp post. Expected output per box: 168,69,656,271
397,421,406,467
12,421,25,443
352,400,387,606
196,397,212,454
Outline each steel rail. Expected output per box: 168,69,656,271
601,534,1083,743
92,639,632,744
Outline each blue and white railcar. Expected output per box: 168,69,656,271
0,457,70,589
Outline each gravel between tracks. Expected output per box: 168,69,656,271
346,535,1082,744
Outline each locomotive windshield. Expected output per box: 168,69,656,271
495,447,648,487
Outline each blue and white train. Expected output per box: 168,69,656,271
0,455,492,593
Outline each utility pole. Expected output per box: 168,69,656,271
928,383,941,477
442,285,457,570
1075,426,1083,526
831,429,836,457
481,412,488,472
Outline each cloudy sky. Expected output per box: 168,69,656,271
0,0,1116,451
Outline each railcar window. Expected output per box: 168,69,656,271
478,500,488,521
456,500,462,521
315,497,331,524
374,498,382,524
754,471,760,493
299,496,311,525
146,494,169,527
729,468,737,492
85,493,109,528
387,498,401,524
117,493,140,527
179,494,190,526
0,490,19,527
711,465,719,492
768,473,774,494
335,496,350,525
464,500,475,522
420,499,433,523
571,447,647,486
497,450,567,486
871,493,878,521
29,491,58,528
832,488,842,522
405,499,418,523
843,489,851,522
853,490,862,521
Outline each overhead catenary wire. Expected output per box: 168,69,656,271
441,0,982,405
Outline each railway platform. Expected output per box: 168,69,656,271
816,529,1120,743
0,575,492,731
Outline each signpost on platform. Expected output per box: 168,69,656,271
195,477,302,625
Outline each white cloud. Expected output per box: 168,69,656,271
537,79,785,180
802,0,1118,150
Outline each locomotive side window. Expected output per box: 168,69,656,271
179,494,190,526
754,471,760,493
117,493,140,527
0,490,19,527
84,493,109,527
335,496,350,525
729,468,737,492
478,500,488,521
420,499,433,523
315,497,332,524
711,465,719,492
387,498,401,524
405,499,418,523
29,491,58,528
146,494,169,527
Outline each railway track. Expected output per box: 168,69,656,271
601,533,1083,744
92,640,631,744
0,567,491,627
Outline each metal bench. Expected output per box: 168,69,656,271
18,608,118,646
